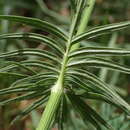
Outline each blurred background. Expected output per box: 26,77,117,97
0,0,130,130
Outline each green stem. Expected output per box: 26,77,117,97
36,0,96,130
71,0,96,50
77,0,96,33
36,87,63,130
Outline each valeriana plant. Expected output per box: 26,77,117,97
0,0,130,129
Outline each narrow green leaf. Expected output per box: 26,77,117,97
10,72,57,88
69,47,130,58
0,72,27,77
66,75,90,92
67,74,109,96
72,21,130,43
80,92,119,107
0,83,50,96
11,95,48,124
0,48,61,63
68,95,102,129
21,60,59,73
0,84,35,96
0,90,49,106
0,61,36,74
67,75,125,109
68,57,130,74
35,77,56,86
67,93,113,129
67,69,130,114
0,15,68,41
0,33,64,54
1,60,59,73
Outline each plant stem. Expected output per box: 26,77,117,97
36,0,96,129
71,0,96,50
36,87,63,130
77,0,96,34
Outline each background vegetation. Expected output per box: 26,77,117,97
0,0,130,130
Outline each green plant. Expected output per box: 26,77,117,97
98,32,130,130
0,0,130,129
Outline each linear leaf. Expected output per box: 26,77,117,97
66,75,90,92
67,74,110,95
1,60,59,73
67,75,125,108
69,47,130,58
0,84,35,96
0,15,68,41
67,75,117,104
11,95,48,124
0,33,64,54
67,69,130,114
0,61,36,74
0,83,50,96
21,60,59,73
67,93,113,129
80,92,120,107
68,57,130,74
72,21,130,43
68,94,101,129
0,48,60,63
0,72,27,77
35,77,56,86
10,72,57,88
0,90,49,106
